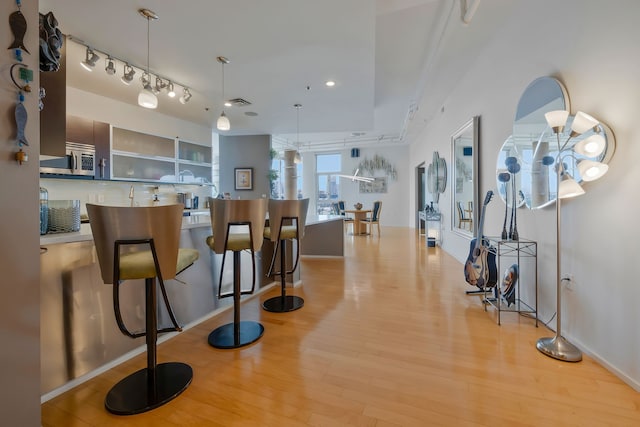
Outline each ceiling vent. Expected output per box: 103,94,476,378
228,98,252,107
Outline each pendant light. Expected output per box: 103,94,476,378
294,103,302,163
137,8,158,109
216,56,231,131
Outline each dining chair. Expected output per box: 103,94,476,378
337,200,354,233
457,201,473,231
362,200,382,237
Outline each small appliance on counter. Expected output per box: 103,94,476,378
184,192,194,209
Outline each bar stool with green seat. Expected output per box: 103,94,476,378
263,198,309,312
86,204,199,415
206,198,268,349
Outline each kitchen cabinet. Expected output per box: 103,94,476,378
93,121,110,180
40,39,67,157
178,140,213,184
64,116,110,180
111,127,212,184
112,127,176,181
65,116,93,145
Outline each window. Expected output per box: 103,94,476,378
316,153,341,214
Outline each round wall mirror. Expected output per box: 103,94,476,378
427,151,447,203
496,77,569,209
496,76,615,209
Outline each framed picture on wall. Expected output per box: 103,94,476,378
359,177,387,193
234,168,253,190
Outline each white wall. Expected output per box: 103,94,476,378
0,1,41,424
67,87,212,145
408,0,640,389
301,145,410,226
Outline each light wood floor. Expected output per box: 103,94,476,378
42,227,640,426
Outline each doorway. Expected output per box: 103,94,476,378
416,162,426,229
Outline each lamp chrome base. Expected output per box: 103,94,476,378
536,335,582,362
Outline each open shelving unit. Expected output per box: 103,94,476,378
482,237,537,326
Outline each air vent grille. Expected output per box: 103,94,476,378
228,98,252,107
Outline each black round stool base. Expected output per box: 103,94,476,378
208,320,264,349
105,362,192,415
262,295,304,313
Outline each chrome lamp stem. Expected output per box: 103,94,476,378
536,131,583,362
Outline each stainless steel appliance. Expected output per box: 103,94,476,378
40,142,96,177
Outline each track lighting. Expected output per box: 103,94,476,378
167,82,176,98
121,63,135,85
105,56,116,75
179,87,192,104
153,76,166,95
137,8,158,109
216,56,231,131
67,34,191,109
80,47,99,71
138,72,157,109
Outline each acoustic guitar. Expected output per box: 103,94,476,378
464,190,497,289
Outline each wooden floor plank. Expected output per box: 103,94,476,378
41,227,640,426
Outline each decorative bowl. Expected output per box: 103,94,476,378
354,203,363,210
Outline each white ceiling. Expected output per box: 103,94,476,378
38,0,486,152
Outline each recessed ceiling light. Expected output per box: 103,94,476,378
224,101,232,107
244,111,258,117
325,80,336,87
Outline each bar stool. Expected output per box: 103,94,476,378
263,198,309,312
206,198,267,349
86,204,199,415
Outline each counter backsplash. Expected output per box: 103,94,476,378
40,178,216,216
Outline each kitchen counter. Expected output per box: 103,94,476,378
301,214,344,257
39,209,275,398
40,213,212,245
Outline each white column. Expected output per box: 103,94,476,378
283,150,297,200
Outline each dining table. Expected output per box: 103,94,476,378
344,209,372,235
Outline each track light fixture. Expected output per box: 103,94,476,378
153,76,166,95
167,81,176,98
216,56,231,131
105,56,116,75
68,33,191,109
137,8,158,109
121,63,135,85
179,87,192,104
80,47,100,71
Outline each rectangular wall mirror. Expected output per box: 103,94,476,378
451,116,479,238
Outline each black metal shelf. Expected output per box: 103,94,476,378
482,237,538,326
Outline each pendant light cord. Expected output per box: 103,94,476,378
296,106,299,146
146,16,150,76
221,62,225,111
